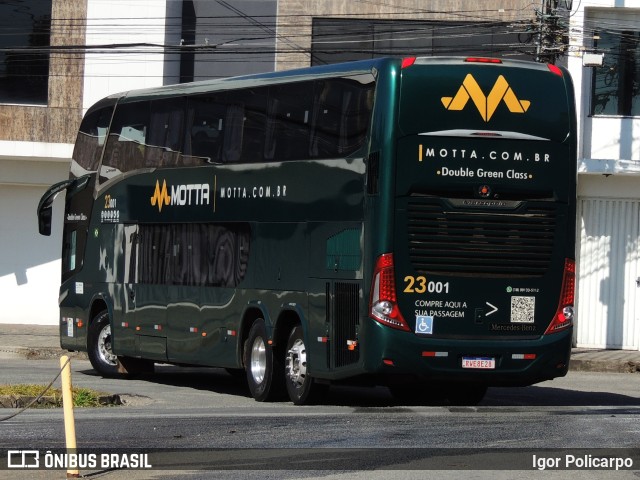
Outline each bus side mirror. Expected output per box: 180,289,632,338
38,206,53,236
36,178,78,237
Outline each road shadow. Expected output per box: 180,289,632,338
79,364,253,399
79,364,640,408
483,385,640,407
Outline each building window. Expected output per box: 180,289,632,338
311,18,532,66
592,30,640,116
0,1,51,105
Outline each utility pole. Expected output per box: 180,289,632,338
534,0,571,64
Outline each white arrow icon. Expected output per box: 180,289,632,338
486,302,498,316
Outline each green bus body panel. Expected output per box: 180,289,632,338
390,60,576,345
54,56,576,388
60,158,367,370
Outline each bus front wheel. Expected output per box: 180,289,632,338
87,310,120,377
244,319,285,402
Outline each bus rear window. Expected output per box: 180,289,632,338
399,64,571,143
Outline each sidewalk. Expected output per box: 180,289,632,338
0,323,638,373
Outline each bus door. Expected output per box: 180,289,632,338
165,223,249,366
121,224,168,361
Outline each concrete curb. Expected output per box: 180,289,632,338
2,347,639,374
0,347,87,361
1,325,639,374
569,358,639,374
0,394,122,408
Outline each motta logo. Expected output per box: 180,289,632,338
441,74,530,122
150,180,171,212
150,179,211,212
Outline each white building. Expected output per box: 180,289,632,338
568,1,640,350
0,0,178,325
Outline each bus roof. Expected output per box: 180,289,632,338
96,56,568,113
110,57,396,105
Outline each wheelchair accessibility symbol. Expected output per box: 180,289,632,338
415,316,434,335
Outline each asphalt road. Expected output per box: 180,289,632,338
0,358,639,480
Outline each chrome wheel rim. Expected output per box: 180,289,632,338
286,338,307,387
98,324,118,366
250,336,267,384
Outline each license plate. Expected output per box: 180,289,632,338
462,357,495,369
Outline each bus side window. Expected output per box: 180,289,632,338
209,87,268,164
310,77,375,159
239,88,268,164
137,223,250,287
222,104,244,163
146,98,185,167
101,102,150,182
310,80,341,158
61,229,77,275
123,225,138,285
71,103,113,178
268,81,314,161
185,95,225,164
344,80,375,152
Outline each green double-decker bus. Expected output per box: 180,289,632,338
38,56,576,405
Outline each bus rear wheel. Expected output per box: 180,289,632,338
244,319,285,402
87,310,120,377
285,325,327,405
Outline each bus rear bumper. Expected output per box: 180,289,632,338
364,322,573,387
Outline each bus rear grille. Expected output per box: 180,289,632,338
407,198,556,278
334,282,360,368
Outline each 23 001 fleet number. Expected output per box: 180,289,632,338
403,276,450,294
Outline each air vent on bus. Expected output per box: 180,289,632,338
406,198,557,278
333,282,360,368
366,151,380,195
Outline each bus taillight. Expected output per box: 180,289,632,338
370,254,410,332
547,64,563,77
464,57,502,64
545,259,575,334
401,57,417,69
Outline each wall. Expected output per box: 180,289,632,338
569,1,640,350
0,167,68,324
275,0,537,70
83,0,181,111
0,0,86,325
1,0,179,325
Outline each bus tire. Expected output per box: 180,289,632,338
285,325,327,405
244,319,285,402
87,310,120,377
